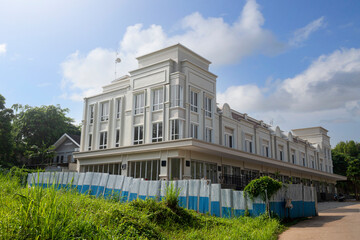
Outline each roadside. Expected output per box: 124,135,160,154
279,201,360,240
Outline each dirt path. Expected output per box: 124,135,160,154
279,202,360,240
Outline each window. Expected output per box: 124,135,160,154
99,132,107,149
100,102,109,121
190,90,198,112
263,145,269,157
89,105,94,124
205,128,212,143
88,134,92,151
116,99,121,119
133,126,144,145
134,93,144,115
224,128,233,148
278,145,284,161
190,160,217,183
190,123,198,139
115,129,120,147
129,160,160,180
224,134,233,148
170,85,183,107
152,122,163,142
171,119,183,140
245,134,253,153
205,96,212,117
310,156,315,168
301,153,306,166
291,150,296,164
152,88,163,111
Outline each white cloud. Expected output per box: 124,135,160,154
217,48,360,144
60,0,284,101
0,43,6,55
289,17,325,46
218,48,360,113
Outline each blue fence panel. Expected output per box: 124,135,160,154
188,180,200,211
199,180,211,214
211,184,221,217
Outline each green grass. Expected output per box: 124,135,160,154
0,173,284,240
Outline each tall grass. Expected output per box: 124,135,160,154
0,173,284,239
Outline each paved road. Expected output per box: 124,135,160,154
279,201,360,240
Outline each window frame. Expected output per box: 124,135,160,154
99,131,108,149
116,98,121,119
88,133,92,151
190,90,198,113
152,122,163,142
170,85,184,108
190,123,199,139
205,96,212,118
170,119,183,140
152,88,164,111
133,125,144,145
100,102,109,122
224,133,233,148
115,129,120,147
89,105,94,124
205,127,212,143
134,93,145,115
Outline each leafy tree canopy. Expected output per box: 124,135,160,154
12,104,80,150
0,94,14,166
332,141,360,200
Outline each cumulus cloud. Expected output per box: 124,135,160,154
217,47,360,140
0,43,6,55
60,0,284,101
289,17,325,46
218,48,360,113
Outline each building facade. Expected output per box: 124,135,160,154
51,133,80,172
74,44,345,193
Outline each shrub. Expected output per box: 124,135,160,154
244,176,282,202
164,182,180,210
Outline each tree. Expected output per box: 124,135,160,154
12,104,80,166
0,94,14,167
346,156,360,200
331,150,348,176
333,141,360,200
244,176,282,216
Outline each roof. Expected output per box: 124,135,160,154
53,133,80,149
136,43,212,65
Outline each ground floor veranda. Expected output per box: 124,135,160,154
74,139,346,193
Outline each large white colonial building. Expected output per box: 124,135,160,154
74,44,345,192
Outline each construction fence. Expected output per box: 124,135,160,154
27,171,317,219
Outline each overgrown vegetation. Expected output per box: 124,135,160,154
0,172,284,239
0,93,80,168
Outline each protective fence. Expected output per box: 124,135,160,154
27,172,317,219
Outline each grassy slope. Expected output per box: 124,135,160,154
0,174,283,240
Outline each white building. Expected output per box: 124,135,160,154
74,44,345,193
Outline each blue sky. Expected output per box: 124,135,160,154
1,0,359,145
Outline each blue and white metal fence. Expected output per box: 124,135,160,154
27,172,317,219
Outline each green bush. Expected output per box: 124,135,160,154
163,182,181,210
244,176,282,202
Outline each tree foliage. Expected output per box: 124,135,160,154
0,94,14,167
244,176,282,202
0,94,81,168
12,104,80,148
332,141,360,200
